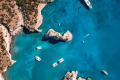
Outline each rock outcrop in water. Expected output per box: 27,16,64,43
45,29,72,42
62,70,78,80
62,70,91,80
87,77,91,80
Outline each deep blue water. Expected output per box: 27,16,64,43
4,0,120,80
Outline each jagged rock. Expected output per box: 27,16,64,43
62,70,92,80
62,70,78,80
47,0,54,2
45,29,72,42
77,77,85,80
45,29,62,40
87,77,91,80
62,31,73,42
39,0,54,3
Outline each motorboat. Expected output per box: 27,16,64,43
101,70,108,75
57,58,64,63
87,34,90,36
36,46,42,50
84,0,92,9
52,62,58,67
35,56,41,61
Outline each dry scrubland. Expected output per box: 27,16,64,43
0,26,12,73
0,0,53,76
0,0,50,32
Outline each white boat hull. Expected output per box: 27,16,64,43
84,0,92,9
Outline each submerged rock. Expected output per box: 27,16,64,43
45,29,72,42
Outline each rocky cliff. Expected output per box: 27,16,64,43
62,70,91,80
0,24,16,80
0,0,54,34
45,29,73,42
0,0,54,79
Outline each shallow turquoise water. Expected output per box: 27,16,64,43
4,0,120,80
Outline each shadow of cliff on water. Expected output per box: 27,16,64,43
23,26,39,34
42,36,65,44
78,0,89,10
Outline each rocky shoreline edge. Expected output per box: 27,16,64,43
0,24,16,80
0,1,53,80
0,1,77,80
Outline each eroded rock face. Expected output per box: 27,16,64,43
47,0,54,2
62,31,73,42
0,24,16,73
62,70,78,80
77,77,85,80
87,77,91,80
40,0,54,3
45,29,72,42
62,70,92,80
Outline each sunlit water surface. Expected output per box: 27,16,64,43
4,0,120,80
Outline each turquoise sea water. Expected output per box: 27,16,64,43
4,0,120,80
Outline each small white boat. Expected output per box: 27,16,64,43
57,58,64,63
84,0,92,9
52,62,58,67
35,56,41,61
101,70,108,75
58,23,60,26
81,41,84,43
36,46,42,50
87,34,90,36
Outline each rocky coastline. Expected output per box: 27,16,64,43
34,3,47,33
0,1,92,80
0,24,16,80
0,0,54,80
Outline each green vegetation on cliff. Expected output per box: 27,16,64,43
1,45,6,52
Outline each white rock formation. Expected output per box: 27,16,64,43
62,70,78,80
62,31,73,42
87,77,91,80
62,70,91,80
77,77,85,80
45,29,72,42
